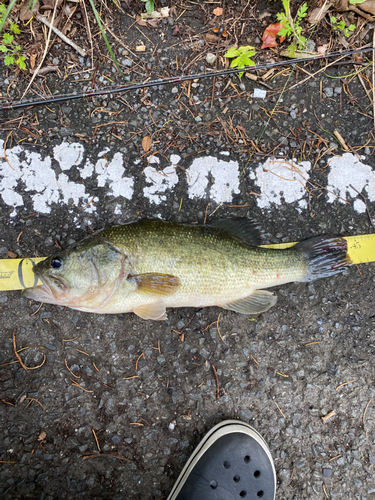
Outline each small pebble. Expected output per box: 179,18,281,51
306,40,316,51
323,87,334,98
122,59,133,67
206,53,216,65
323,468,332,477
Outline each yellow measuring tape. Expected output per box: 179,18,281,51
0,234,374,292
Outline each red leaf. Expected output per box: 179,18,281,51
261,22,286,49
136,16,147,27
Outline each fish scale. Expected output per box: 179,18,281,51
103,222,302,296
23,219,351,320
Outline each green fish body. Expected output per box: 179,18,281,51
23,219,351,320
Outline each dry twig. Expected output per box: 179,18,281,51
35,13,87,57
212,364,220,399
321,410,336,423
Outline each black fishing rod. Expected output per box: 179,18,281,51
1,45,373,112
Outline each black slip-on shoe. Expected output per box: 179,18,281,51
167,420,276,500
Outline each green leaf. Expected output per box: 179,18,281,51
243,59,255,67
278,27,289,38
276,12,288,24
230,56,241,68
10,22,20,34
331,16,337,23
3,32,13,44
17,55,26,70
4,54,14,65
282,0,289,15
15,45,21,51
238,45,254,54
224,47,239,58
241,56,253,66
145,0,154,13
0,44,8,52
348,24,356,30
297,3,308,19
349,0,366,4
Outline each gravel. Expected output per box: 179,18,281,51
0,5,374,500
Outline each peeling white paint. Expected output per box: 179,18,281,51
0,143,95,215
0,141,91,215
98,148,110,158
53,142,85,170
327,153,375,213
94,152,134,199
143,155,180,204
251,158,311,210
80,160,94,179
0,143,23,210
186,156,240,203
1,140,374,219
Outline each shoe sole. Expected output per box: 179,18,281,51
166,419,276,500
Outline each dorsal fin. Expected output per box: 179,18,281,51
208,218,264,246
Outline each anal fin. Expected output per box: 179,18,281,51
134,301,167,320
222,290,277,315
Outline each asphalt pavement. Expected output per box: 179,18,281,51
1,23,375,500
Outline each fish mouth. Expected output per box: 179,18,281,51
22,272,68,304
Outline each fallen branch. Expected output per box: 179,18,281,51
30,65,58,76
36,13,87,57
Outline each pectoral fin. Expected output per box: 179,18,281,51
222,290,277,315
134,301,167,320
128,273,180,296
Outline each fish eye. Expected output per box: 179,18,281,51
51,256,63,269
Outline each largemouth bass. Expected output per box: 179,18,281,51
23,218,351,320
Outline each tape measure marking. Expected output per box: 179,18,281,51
18,258,39,289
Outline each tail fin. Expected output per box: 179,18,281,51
294,236,352,282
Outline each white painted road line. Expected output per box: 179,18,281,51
0,139,373,217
